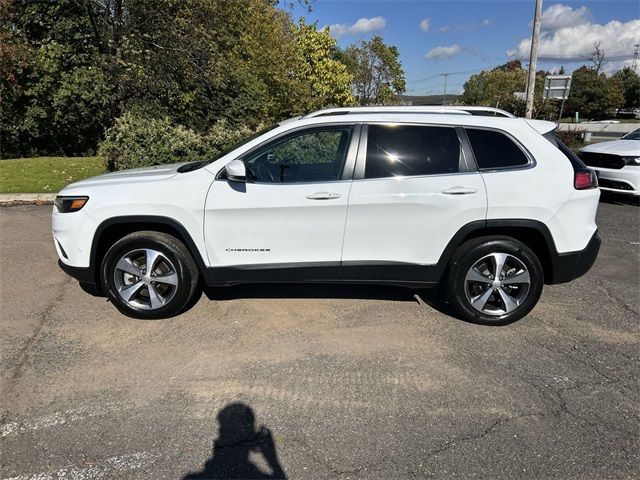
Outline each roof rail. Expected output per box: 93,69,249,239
302,105,515,119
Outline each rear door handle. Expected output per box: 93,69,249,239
307,192,341,200
442,186,478,195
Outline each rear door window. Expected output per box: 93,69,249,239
466,128,530,169
364,125,461,179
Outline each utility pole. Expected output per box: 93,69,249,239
525,0,543,119
441,73,449,105
633,43,640,71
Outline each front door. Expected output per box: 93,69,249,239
204,125,358,282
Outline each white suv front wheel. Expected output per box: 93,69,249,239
446,236,544,325
101,231,199,319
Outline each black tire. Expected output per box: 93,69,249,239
446,236,544,326
101,231,199,319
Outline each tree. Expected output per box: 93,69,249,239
590,41,605,76
1,0,118,156
611,67,640,109
459,63,558,119
0,0,356,158
564,66,624,119
291,20,355,112
340,36,406,105
459,65,526,113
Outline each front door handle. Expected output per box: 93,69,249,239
307,192,341,200
442,186,478,195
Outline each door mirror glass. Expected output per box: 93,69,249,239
225,159,247,182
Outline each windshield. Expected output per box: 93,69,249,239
621,128,640,141
177,124,278,173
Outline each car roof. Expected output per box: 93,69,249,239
302,105,515,118
282,112,554,134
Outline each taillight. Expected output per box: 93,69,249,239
574,169,598,190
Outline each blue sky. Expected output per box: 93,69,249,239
284,0,640,96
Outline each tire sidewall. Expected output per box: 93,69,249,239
448,238,544,325
101,235,194,319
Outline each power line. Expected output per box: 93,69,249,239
406,67,490,85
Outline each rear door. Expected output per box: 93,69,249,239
340,123,487,283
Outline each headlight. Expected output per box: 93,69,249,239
622,156,640,165
54,196,89,213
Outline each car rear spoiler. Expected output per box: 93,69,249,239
524,119,556,135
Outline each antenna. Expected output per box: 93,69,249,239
633,43,640,71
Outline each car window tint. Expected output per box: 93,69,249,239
244,127,351,183
466,128,529,169
364,125,461,179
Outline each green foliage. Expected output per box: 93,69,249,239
1,0,357,159
459,66,527,114
1,0,117,157
0,156,105,193
555,129,584,150
458,62,558,119
99,112,255,171
459,59,633,120
611,67,640,109
270,130,343,165
341,36,406,105
292,20,356,111
564,66,625,120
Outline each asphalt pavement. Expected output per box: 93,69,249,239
1,198,638,479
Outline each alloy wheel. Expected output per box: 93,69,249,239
463,252,531,316
113,248,179,310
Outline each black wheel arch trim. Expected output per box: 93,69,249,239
85,215,214,287
433,218,599,285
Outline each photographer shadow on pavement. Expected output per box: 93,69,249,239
184,402,287,480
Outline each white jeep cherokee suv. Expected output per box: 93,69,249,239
53,107,601,325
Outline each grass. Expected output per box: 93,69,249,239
0,156,106,193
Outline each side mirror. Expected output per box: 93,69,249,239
225,159,247,183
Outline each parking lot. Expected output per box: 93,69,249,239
1,199,638,479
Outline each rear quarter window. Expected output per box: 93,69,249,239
466,128,530,170
543,131,587,170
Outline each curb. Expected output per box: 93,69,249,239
0,193,56,206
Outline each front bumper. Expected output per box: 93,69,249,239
58,259,95,284
593,166,640,196
549,230,601,284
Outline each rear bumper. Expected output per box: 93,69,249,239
549,231,601,284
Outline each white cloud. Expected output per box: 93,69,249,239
437,26,450,33
510,18,640,63
327,17,386,38
481,18,491,27
425,44,461,60
420,18,430,32
603,59,640,75
540,4,590,31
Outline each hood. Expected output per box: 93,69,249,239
579,139,640,156
62,163,185,191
